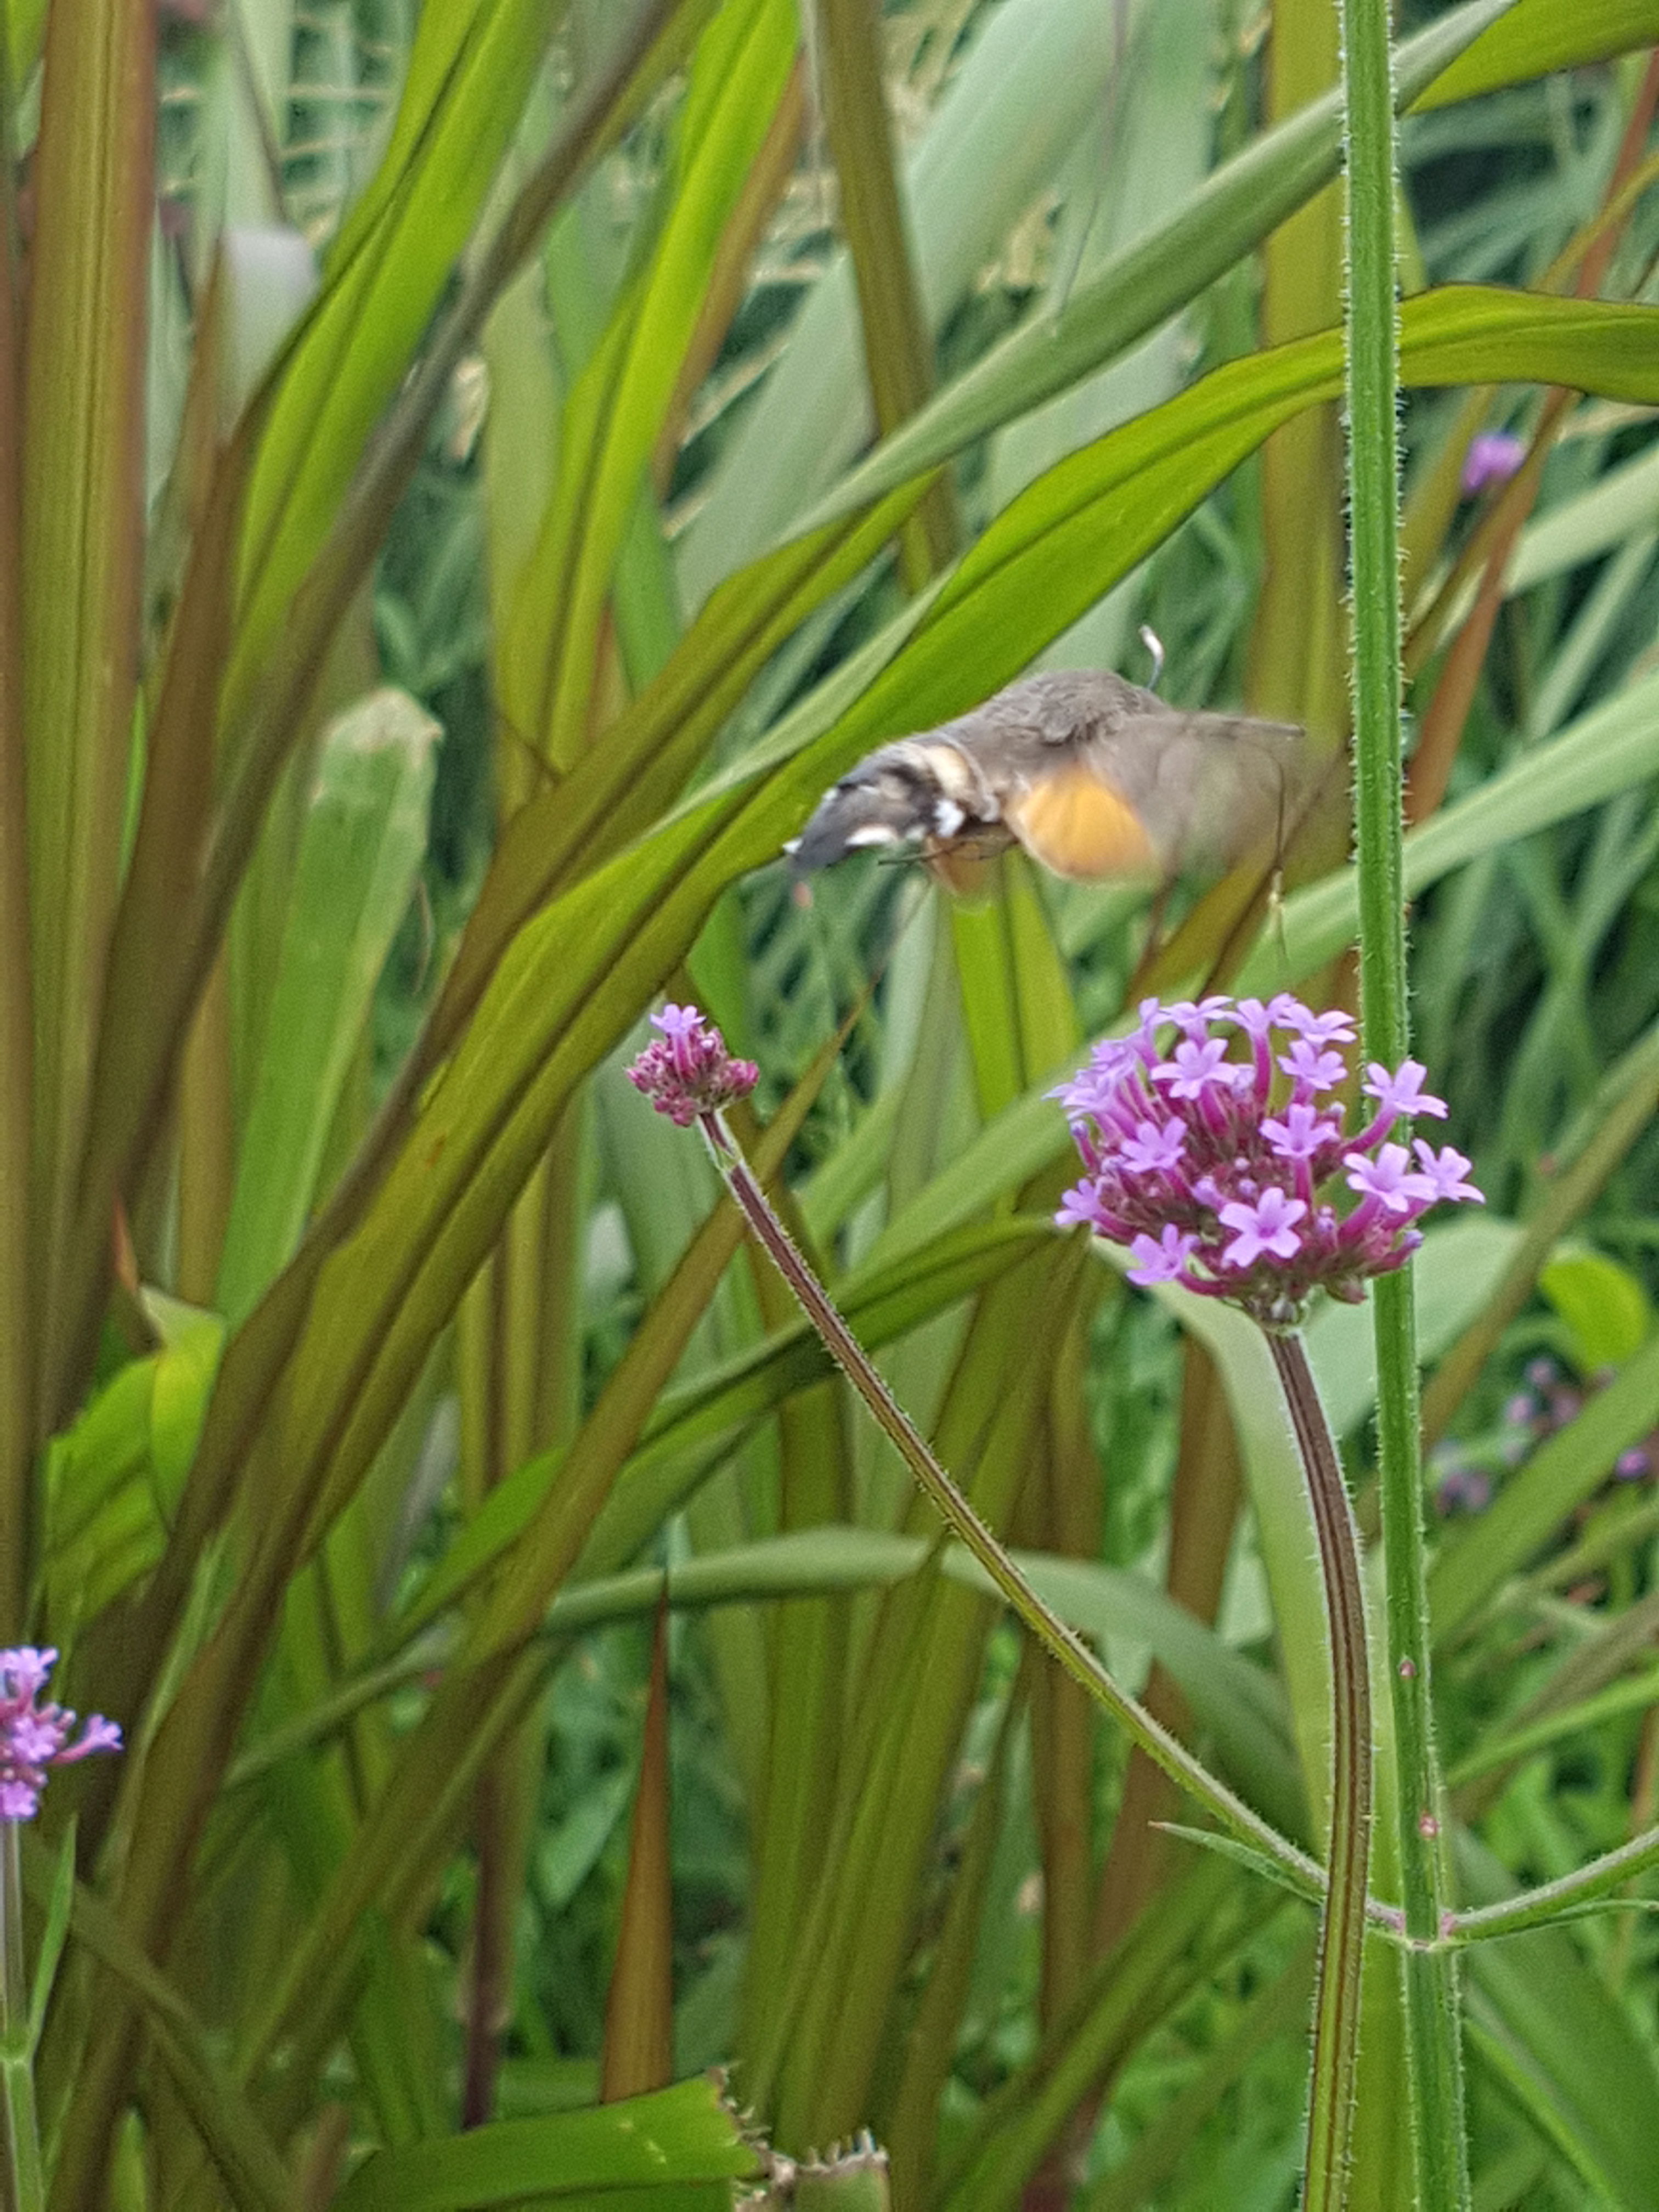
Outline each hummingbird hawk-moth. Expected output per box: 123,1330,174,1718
786,670,1307,893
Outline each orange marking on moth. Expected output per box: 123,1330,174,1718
1002,765,1158,881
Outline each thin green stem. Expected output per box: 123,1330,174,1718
0,1824,41,2212
1340,0,1470,2197
1448,1819,1659,1944
1269,1333,1372,2212
696,1110,1327,1903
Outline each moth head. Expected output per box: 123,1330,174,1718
787,743,990,872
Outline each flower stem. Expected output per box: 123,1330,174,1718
1268,1331,1372,2212
696,1110,1326,1903
0,1824,42,2212
1341,0,1470,2197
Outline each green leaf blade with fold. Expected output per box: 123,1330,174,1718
215,688,439,1328
232,0,555,701
21,0,155,1311
331,2076,761,2211
504,0,798,763
1415,0,1659,110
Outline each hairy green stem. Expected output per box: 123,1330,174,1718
696,1110,1326,1901
1448,1816,1659,1944
1340,0,1469,2197
1268,1333,1371,2212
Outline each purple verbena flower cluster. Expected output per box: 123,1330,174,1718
0,1647,120,1821
626,1004,759,1128
1054,994,1482,1328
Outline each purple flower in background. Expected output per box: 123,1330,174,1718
0,1648,121,1821
626,1004,759,1128
1462,430,1526,496
1052,994,1483,1327
1435,1462,1493,1517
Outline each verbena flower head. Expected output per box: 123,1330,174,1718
626,1004,758,1128
0,1647,121,1820
1053,994,1482,1327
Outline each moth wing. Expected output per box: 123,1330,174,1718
1082,712,1307,875
1001,763,1159,882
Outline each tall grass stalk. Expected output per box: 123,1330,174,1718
1341,0,1470,2200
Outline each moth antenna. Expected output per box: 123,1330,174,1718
1138,624,1166,692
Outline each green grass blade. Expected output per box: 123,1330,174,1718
233,0,556,693
500,0,797,764
21,0,154,1338
1418,0,1659,110
331,2077,761,2210
216,689,438,1326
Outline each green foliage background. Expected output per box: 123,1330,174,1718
11,0,1659,2205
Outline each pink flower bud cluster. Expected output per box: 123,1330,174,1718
1054,994,1482,1328
626,1004,759,1127
0,1647,121,1821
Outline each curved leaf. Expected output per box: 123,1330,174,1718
1417,0,1659,110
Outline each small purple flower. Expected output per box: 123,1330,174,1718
1262,1102,1339,1163
0,1648,121,1821
1120,1119,1187,1175
1127,1226,1199,1286
1052,994,1483,1326
1158,1035,1232,1099
1410,1141,1481,1204
1279,1040,1347,1094
1057,1180,1124,1235
1164,996,1233,1038
1296,1009,1359,1049
1220,1187,1306,1268
1268,996,1354,1045
1345,1143,1430,1217
626,1005,759,1128
1616,1447,1652,1483
1362,1060,1448,1124
1462,430,1526,496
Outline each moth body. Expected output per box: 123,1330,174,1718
787,670,1306,888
